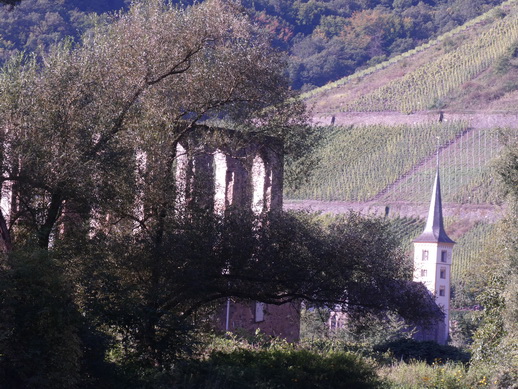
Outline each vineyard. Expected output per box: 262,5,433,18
290,0,518,327
386,216,424,255
301,0,518,103
340,5,518,113
378,127,504,204
449,221,497,281
302,0,518,115
286,123,504,204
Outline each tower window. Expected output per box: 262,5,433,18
421,269,427,277
441,250,448,263
422,250,429,261
439,286,446,297
440,268,446,279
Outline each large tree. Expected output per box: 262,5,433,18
73,209,441,370
0,0,439,384
469,130,518,386
0,0,308,251
0,0,307,384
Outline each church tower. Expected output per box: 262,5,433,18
413,166,455,344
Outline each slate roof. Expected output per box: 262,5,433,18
414,167,455,244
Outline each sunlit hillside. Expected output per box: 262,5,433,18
286,124,504,205
304,0,518,115
289,2,518,293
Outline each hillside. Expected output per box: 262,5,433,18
292,0,518,211
286,124,504,204
286,1,518,291
0,0,510,90
306,0,518,115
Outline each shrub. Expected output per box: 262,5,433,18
172,348,382,389
380,360,470,389
374,339,470,364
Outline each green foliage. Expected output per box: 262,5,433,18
0,0,511,90
380,359,491,389
172,347,381,389
374,339,470,364
303,0,518,105
337,3,518,112
464,130,518,387
451,222,497,282
0,249,81,389
74,210,440,371
0,0,314,384
300,306,331,340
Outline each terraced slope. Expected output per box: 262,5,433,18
305,0,518,115
290,1,518,284
286,123,504,205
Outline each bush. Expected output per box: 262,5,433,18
380,360,471,389
172,348,382,389
374,339,470,364
0,249,82,389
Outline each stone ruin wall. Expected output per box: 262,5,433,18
175,127,283,215
175,127,300,341
0,126,299,340
213,300,301,343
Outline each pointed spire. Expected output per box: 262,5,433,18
414,166,455,244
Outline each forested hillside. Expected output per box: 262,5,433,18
0,0,508,90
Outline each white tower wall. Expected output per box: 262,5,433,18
413,241,454,344
412,167,455,345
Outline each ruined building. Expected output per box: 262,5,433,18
175,126,300,341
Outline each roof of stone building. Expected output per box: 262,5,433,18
414,167,455,244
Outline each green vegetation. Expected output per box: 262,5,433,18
386,216,425,254
301,0,518,101
341,3,518,112
1,0,516,388
168,333,487,389
173,347,381,388
165,329,496,389
287,123,505,205
375,339,470,364
0,2,447,383
0,0,510,90
451,222,497,281
287,122,470,202
380,359,495,388
303,0,518,114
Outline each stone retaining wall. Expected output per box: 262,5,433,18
313,111,518,128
